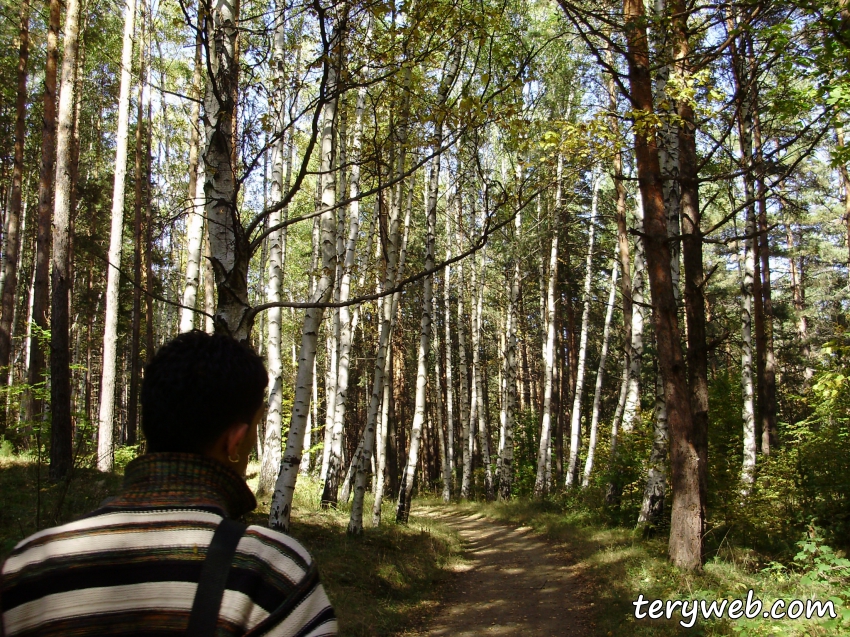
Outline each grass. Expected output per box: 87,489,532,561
460,498,850,636
0,457,463,637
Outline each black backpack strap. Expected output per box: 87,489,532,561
187,518,248,637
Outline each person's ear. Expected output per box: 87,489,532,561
224,423,250,462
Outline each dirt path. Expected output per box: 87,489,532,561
411,507,596,636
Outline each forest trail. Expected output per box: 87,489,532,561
410,506,596,636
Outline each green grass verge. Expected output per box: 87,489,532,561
0,458,462,637
459,498,850,636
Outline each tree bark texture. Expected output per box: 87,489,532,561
50,0,83,481
624,0,703,569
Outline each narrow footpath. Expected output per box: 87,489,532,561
411,507,596,636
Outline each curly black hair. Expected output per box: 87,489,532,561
141,330,268,454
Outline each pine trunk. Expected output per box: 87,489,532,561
623,0,703,569
0,0,31,380
26,0,60,426
50,0,83,481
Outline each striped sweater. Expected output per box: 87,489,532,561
0,453,337,637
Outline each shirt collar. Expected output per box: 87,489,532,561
104,452,257,519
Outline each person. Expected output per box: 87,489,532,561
0,331,337,636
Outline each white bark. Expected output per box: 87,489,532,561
97,0,136,472
533,196,558,498
582,256,618,487
638,371,670,525
269,43,338,531
499,208,521,500
179,160,205,332
257,11,287,496
470,246,493,500
443,205,455,497
323,83,367,503
457,251,472,498
621,196,646,433
740,213,757,489
566,175,600,487
370,187,412,526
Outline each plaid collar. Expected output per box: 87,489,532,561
104,452,257,519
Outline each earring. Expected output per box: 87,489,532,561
228,452,240,464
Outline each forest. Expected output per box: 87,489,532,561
0,0,849,633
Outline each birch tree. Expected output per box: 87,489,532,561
97,0,137,472
582,256,618,487
533,194,558,498
269,21,341,532
565,174,599,487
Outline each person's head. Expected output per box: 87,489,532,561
141,330,268,474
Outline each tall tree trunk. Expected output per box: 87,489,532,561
623,0,703,569
499,209,521,500
837,125,850,268
50,0,83,481
127,4,148,446
257,5,287,497
370,187,412,525
673,0,709,545
0,0,31,381
566,175,599,487
470,248,493,501
533,198,558,498
178,26,205,333
582,256,618,487
621,196,646,433
457,218,472,499
753,110,776,453
26,0,60,427
730,21,757,490
348,164,406,535
443,197,455,497
323,83,368,507
97,0,138,471
269,26,339,531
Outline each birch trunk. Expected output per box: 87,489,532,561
621,196,646,433
371,187,413,525
471,250,493,500
178,24,204,333
457,220,472,498
730,23,757,490
97,0,137,472
269,31,339,531
499,208,521,500
443,207,455,497
323,82,368,506
582,256,618,487
350,60,413,531
257,8,287,497
533,200,558,498
566,175,599,487
50,0,82,480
